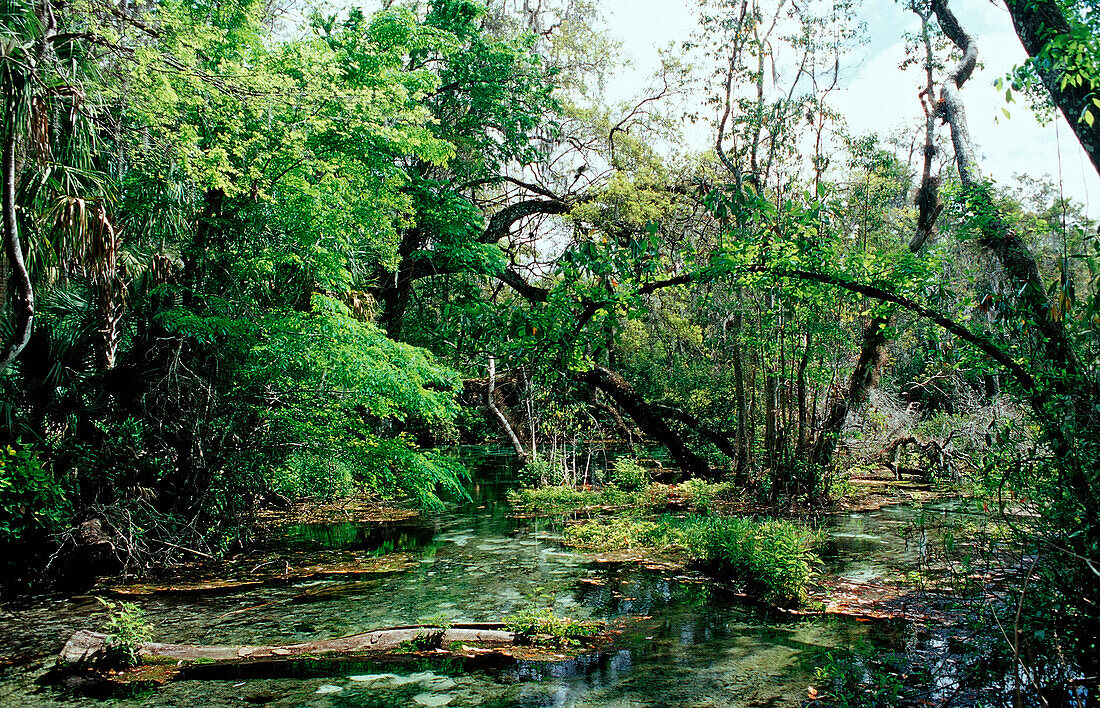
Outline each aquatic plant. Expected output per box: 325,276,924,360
812,643,916,707
563,518,664,551
563,514,821,606
503,607,604,645
608,458,649,491
674,515,822,605
507,484,644,512
676,479,737,511
97,598,154,668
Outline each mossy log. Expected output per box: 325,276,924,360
59,624,517,666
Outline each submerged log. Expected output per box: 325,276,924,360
59,624,517,667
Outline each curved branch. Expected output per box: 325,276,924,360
652,403,739,461
770,267,1036,392
576,366,713,477
497,267,549,302
480,198,570,244
930,0,979,183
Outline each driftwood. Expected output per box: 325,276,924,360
881,433,964,480
59,624,517,667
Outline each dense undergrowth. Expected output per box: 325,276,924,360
509,471,821,607
2,0,1099,697
563,513,821,606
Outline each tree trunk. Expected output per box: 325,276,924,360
184,188,224,291
488,356,528,463
731,305,751,482
577,366,713,478
796,329,811,453
0,131,33,374
60,625,520,667
810,8,943,469
1003,0,1100,178
811,319,889,468
932,0,1080,380
933,0,1100,651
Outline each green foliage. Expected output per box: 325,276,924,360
668,515,821,606
677,478,736,512
562,517,660,551
608,457,649,491
812,642,917,708
252,311,466,508
97,598,154,668
563,513,821,606
507,485,608,511
1000,1,1100,126
515,455,563,488
503,607,604,644
0,445,66,546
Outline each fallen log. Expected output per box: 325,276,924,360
59,624,517,666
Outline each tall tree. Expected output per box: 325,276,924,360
1003,0,1100,175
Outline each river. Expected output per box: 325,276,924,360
0,447,967,707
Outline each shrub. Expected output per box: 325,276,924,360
674,515,821,606
517,455,562,487
678,478,736,511
608,458,649,491
507,485,600,511
563,514,821,606
0,444,67,547
98,598,154,668
563,518,662,550
503,607,604,644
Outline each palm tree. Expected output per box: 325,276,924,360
1,0,115,372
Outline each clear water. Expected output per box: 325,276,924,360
0,448,928,707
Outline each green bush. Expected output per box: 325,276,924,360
507,485,600,511
98,598,154,668
0,444,67,547
503,607,604,644
563,518,662,550
678,478,736,511
517,455,562,487
269,452,357,499
507,483,649,512
672,515,821,606
563,513,821,606
608,458,649,491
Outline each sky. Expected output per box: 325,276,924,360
598,0,1100,219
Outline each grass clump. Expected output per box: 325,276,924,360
671,515,821,606
607,458,649,491
563,518,662,551
503,607,604,645
563,514,820,606
507,485,601,511
677,479,737,511
508,478,744,516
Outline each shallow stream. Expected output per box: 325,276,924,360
0,448,957,707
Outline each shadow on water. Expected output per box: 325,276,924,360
0,446,944,707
